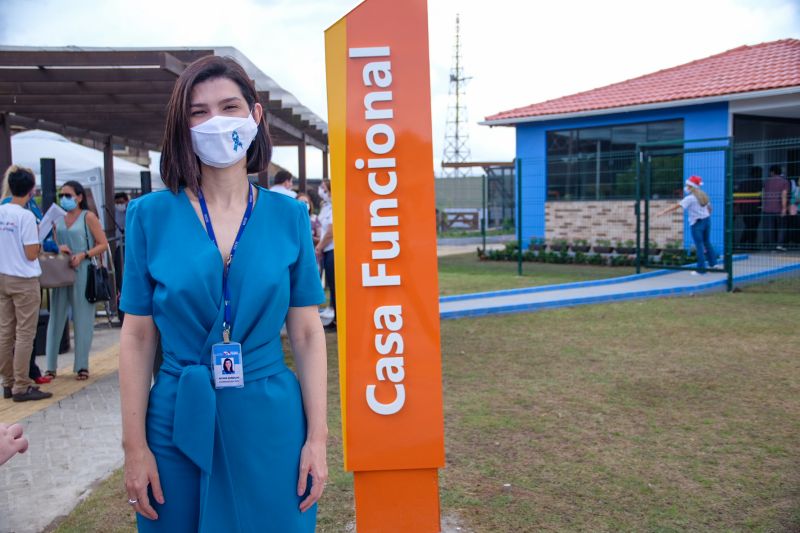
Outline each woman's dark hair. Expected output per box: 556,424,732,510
223,358,234,372
273,170,293,186
62,180,89,210
160,56,272,193
5,165,36,197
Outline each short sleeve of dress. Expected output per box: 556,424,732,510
289,201,325,307
120,200,154,316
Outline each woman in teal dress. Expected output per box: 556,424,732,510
118,56,328,532
45,180,109,380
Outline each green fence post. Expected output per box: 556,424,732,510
635,148,642,274
725,144,734,291
516,157,522,276
482,172,487,253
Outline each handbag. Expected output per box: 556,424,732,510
83,220,112,303
38,252,76,288
38,223,75,289
85,257,112,303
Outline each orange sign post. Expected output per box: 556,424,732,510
325,0,445,530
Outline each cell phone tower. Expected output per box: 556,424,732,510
442,13,471,178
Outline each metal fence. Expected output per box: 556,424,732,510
435,169,515,236
511,137,800,287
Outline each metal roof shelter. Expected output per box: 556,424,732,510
0,45,329,230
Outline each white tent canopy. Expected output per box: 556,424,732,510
11,129,164,226
12,129,164,190
10,129,167,227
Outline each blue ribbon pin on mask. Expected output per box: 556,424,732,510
231,130,244,152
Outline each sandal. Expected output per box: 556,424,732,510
76,369,89,381
44,370,57,379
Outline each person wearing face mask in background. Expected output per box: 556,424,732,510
113,192,129,324
314,180,335,330
118,56,328,532
114,192,129,240
657,175,717,275
44,180,109,380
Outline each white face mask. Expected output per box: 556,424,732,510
190,114,259,168
319,186,330,203
115,203,127,213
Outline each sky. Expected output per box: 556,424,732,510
1,0,799,177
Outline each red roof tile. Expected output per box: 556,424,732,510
485,39,800,123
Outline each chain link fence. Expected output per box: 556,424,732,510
435,165,516,238
509,137,800,286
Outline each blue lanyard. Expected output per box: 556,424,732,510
196,183,254,343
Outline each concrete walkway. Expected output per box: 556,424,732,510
0,326,123,533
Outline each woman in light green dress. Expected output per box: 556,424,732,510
45,180,109,380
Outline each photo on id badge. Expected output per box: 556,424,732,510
212,343,244,388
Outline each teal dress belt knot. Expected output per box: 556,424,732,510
158,336,289,476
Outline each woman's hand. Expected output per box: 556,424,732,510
69,252,85,269
124,445,165,520
59,244,72,255
297,438,328,512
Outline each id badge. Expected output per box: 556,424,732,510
211,342,245,389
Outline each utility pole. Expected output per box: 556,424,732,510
442,13,471,178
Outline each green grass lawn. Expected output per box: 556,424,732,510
53,276,800,532
438,252,636,295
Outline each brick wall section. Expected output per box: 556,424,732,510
545,200,684,247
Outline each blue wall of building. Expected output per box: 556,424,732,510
514,102,729,253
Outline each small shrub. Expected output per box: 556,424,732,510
550,238,569,252
593,239,613,253
528,237,546,251
587,253,606,266
572,239,591,253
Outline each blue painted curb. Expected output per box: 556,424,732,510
440,278,728,320
440,255,749,304
733,261,800,285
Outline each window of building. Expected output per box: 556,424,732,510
546,119,683,200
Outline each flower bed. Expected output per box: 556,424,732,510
477,240,696,267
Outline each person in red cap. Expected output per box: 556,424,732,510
657,175,718,275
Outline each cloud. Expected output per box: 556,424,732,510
1,0,797,177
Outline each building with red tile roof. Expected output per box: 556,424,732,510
484,39,800,124
481,39,800,255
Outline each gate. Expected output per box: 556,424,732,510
636,138,734,290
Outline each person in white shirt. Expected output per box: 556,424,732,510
0,166,53,402
268,170,297,198
657,175,718,275
315,179,335,329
